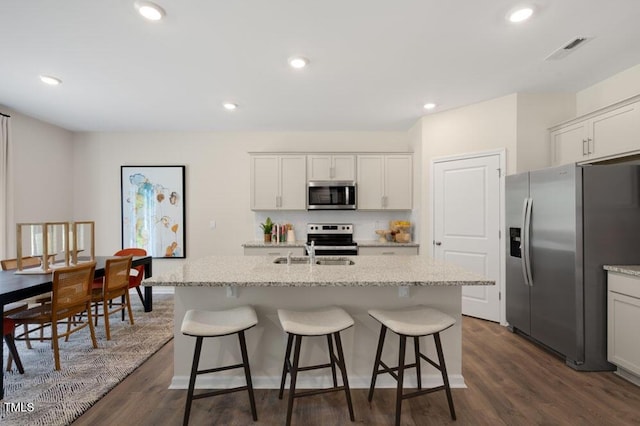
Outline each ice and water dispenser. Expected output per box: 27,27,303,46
509,227,522,258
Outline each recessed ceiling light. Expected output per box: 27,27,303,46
288,57,309,69
423,103,437,110
223,103,238,111
39,75,62,86
508,7,534,23
134,1,165,21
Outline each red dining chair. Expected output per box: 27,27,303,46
3,318,25,374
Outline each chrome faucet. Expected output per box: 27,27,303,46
306,241,316,264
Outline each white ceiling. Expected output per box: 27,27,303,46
1,0,640,132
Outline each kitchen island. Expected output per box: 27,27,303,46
144,255,493,390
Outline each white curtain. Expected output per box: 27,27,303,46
1,114,11,259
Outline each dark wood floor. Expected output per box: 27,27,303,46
72,316,640,425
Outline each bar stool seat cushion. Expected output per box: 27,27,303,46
278,307,354,336
368,306,455,336
181,306,258,337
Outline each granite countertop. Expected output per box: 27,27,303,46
243,241,306,248
242,240,419,248
604,265,640,277
357,240,419,247
144,255,493,288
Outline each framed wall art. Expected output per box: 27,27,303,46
121,165,186,258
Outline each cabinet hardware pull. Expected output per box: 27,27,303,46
582,139,587,156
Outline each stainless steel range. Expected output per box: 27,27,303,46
306,223,358,256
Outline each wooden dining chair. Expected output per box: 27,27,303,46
114,248,147,306
91,256,134,340
1,256,52,347
8,262,98,370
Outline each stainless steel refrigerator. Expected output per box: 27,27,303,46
506,163,640,371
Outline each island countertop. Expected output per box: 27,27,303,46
144,255,493,287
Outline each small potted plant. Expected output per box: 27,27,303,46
260,217,274,242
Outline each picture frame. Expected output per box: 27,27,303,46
121,165,186,258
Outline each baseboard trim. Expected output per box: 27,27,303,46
169,374,466,390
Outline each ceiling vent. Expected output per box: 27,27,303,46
545,37,592,60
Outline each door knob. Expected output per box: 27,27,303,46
434,241,442,246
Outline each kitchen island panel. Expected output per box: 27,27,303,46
171,285,464,390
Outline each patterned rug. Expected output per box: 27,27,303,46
1,294,174,426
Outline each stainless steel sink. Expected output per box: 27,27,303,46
273,257,309,265
315,258,355,266
272,256,355,265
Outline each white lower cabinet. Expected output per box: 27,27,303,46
244,246,305,256
607,271,640,386
358,246,418,255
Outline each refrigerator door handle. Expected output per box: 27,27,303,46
524,197,534,286
520,198,530,286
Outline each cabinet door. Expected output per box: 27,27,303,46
385,155,413,209
307,155,332,181
357,155,385,209
608,289,640,376
590,102,640,160
279,155,307,210
550,121,588,166
251,156,279,210
359,246,418,255
332,155,356,181
244,247,305,256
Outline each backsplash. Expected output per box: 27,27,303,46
253,211,412,242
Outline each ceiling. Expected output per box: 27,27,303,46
1,0,640,132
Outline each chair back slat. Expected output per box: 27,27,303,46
52,262,96,313
114,248,146,257
1,256,43,271
104,256,133,293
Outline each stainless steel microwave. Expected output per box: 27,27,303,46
307,181,356,210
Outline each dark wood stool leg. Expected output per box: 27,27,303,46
414,336,422,390
334,331,355,421
395,335,407,426
183,336,203,426
368,324,387,402
327,334,338,387
285,335,302,426
238,330,258,421
434,332,456,420
279,333,294,399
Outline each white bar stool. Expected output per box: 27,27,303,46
181,306,258,426
367,305,457,426
277,306,355,426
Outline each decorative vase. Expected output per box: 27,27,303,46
264,233,272,243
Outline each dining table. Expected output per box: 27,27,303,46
0,255,152,399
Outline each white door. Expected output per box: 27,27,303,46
433,154,501,322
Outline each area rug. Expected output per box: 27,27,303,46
1,294,174,426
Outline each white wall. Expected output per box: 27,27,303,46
2,108,74,256
516,93,575,171
577,63,640,115
417,94,518,256
72,131,409,275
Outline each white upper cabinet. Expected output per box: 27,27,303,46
551,98,640,166
357,154,413,210
307,155,356,181
251,155,306,210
